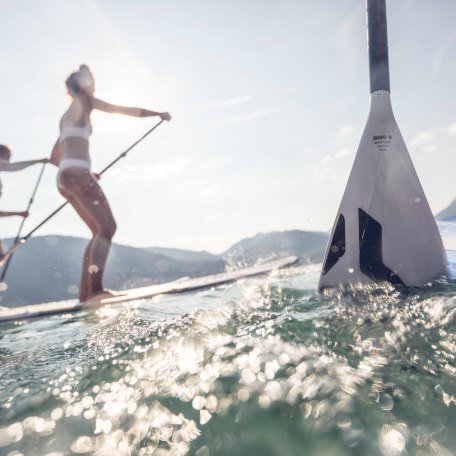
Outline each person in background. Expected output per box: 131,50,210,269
0,144,48,262
50,64,171,302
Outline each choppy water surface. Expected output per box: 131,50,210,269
1,264,455,455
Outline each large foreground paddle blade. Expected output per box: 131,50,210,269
319,92,447,290
318,0,447,290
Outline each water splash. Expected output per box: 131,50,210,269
1,265,455,455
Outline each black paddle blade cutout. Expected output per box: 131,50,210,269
323,214,346,275
358,208,404,285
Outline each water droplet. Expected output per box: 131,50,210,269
88,265,99,274
379,425,406,455
46,235,58,246
378,393,394,411
67,284,79,295
200,409,212,425
192,396,205,410
70,436,92,453
238,389,250,402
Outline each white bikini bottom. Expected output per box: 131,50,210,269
58,158,91,173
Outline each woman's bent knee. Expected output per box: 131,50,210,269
98,221,116,240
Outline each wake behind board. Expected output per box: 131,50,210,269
438,220,456,251
438,221,456,278
0,256,299,323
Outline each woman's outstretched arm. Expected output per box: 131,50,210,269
92,98,171,121
0,210,28,218
0,158,48,172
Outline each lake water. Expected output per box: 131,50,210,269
1,263,455,455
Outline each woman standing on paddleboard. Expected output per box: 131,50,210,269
50,65,171,302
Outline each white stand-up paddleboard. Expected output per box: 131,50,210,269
318,0,447,290
0,256,299,323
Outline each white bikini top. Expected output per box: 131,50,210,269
59,109,92,143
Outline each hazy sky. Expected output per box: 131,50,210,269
0,0,455,252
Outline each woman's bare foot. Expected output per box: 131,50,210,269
82,289,126,303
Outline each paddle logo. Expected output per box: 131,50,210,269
373,134,392,152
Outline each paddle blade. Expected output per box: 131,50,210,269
318,91,447,290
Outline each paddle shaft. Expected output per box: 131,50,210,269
10,119,165,251
367,0,390,93
0,163,47,281
98,119,164,175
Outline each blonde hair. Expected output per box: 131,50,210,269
65,64,94,97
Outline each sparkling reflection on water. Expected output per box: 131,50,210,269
0,264,455,455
